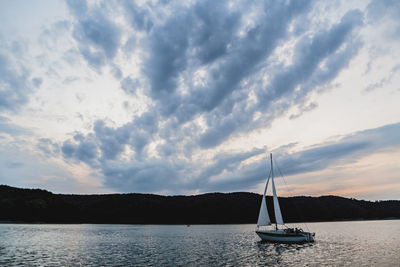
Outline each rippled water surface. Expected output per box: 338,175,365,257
1,220,399,266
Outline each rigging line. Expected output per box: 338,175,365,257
273,157,310,232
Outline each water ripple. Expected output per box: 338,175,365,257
0,221,399,266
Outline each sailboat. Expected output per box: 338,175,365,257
256,153,315,243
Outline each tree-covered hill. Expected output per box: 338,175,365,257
1,185,399,224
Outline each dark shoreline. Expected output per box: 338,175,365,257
1,185,400,224
1,217,400,225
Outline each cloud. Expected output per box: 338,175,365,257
62,121,400,194
102,159,181,193
120,76,140,95
195,148,265,183
204,122,400,192
67,0,122,69
183,0,312,116
142,0,318,150
61,110,160,164
110,64,123,80
0,140,102,194
366,0,400,42
367,0,400,24
32,77,43,88
274,122,400,176
144,13,191,103
364,64,400,92
5,161,24,169
142,0,311,122
202,160,268,192
0,116,30,135
198,9,363,148
120,0,153,32
191,1,241,65
260,10,362,103
37,138,60,156
100,147,267,193
93,120,131,160
0,0,396,198
0,52,37,112
289,102,318,120
61,134,99,166
66,0,87,18
53,1,372,194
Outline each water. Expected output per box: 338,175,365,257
1,220,399,266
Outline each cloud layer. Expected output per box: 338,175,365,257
1,0,399,197
59,0,366,193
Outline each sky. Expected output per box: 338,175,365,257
0,0,399,200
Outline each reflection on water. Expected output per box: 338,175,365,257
255,241,315,265
0,220,399,266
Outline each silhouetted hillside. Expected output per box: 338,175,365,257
1,185,399,224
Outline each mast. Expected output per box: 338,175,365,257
270,153,273,182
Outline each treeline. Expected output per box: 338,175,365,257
1,185,399,224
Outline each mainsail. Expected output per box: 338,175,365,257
271,173,284,225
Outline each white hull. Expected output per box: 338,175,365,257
256,229,314,243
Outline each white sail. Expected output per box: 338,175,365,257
271,174,284,225
257,195,271,226
257,176,271,226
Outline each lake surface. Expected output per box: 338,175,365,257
1,220,399,266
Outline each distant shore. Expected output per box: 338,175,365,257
1,217,400,225
1,185,400,224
